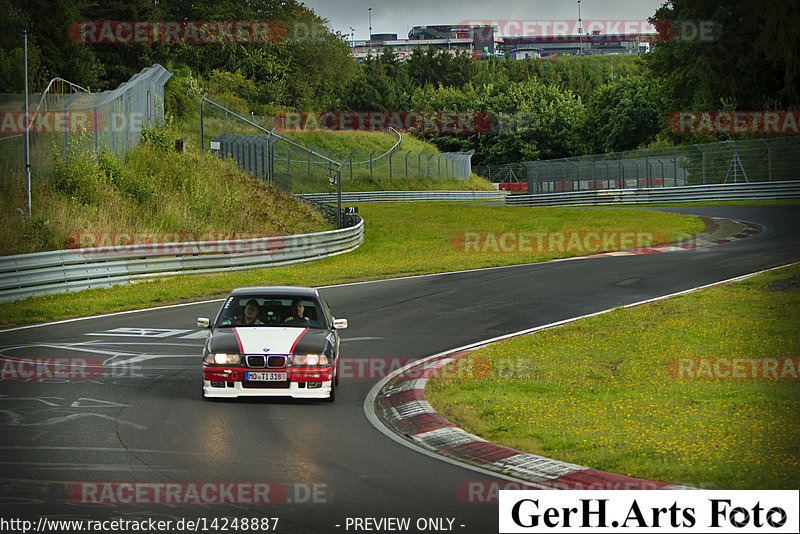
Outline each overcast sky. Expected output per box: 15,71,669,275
300,0,668,40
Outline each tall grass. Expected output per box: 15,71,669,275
0,137,328,256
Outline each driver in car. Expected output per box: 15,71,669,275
284,299,310,324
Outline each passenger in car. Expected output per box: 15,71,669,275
235,299,264,325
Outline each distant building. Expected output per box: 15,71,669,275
510,48,541,60
350,23,652,62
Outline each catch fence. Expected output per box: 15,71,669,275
473,137,800,193
0,64,172,185
199,98,473,196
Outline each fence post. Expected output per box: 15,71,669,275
762,139,772,181
307,149,311,178
388,149,393,181
405,151,410,179
695,145,706,185
370,150,376,177
672,151,677,186
349,151,353,181
287,145,291,174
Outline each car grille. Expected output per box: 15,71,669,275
246,355,287,368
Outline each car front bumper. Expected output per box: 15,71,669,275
202,365,333,399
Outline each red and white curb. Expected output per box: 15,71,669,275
372,350,691,491
586,217,760,258
365,261,797,492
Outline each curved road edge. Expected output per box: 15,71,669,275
0,215,755,335
364,261,798,491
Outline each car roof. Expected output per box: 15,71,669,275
228,286,319,299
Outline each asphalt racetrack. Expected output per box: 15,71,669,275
0,205,798,533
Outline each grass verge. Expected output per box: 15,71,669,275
426,263,800,489
0,203,703,327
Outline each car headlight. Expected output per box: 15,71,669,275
292,354,329,366
204,353,241,365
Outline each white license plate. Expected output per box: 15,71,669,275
245,371,287,381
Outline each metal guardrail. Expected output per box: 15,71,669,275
505,181,800,206
299,191,508,203
0,217,364,303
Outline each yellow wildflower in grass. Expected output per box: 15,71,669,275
426,263,800,489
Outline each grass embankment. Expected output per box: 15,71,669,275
190,113,494,192
0,203,702,326
427,263,800,489
0,140,327,256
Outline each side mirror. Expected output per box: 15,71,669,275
333,318,348,330
197,317,210,328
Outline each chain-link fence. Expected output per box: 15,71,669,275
0,64,172,187
200,97,473,196
274,145,473,193
472,136,800,193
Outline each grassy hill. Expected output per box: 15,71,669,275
0,137,328,256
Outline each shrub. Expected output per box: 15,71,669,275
98,146,152,203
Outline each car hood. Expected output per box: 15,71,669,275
209,327,330,355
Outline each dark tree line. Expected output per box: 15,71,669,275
1,0,796,165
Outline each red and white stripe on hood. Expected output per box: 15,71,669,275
232,327,308,354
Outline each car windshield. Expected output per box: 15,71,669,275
215,296,324,328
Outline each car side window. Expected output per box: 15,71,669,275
318,295,334,328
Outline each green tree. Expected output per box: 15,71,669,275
643,0,799,111
580,77,661,153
